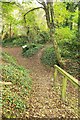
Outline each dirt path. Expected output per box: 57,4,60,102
2,47,77,119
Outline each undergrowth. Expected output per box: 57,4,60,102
2,31,50,47
1,52,32,118
22,43,43,57
41,47,58,67
41,40,80,80
2,36,28,47
60,40,80,80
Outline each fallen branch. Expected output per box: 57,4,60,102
0,81,12,85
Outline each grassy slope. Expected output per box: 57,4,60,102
1,52,32,118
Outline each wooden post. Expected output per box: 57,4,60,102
62,76,67,101
54,68,57,86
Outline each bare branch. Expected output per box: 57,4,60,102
36,0,46,8
36,0,44,5
24,7,44,16
24,7,44,23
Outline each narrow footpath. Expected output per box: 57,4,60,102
3,47,78,119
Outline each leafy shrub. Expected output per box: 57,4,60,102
2,52,17,65
2,87,27,118
59,39,80,58
22,43,43,57
54,28,79,59
55,27,76,43
2,64,31,89
2,30,50,47
13,37,28,46
41,47,58,67
2,36,28,47
58,38,80,80
36,31,50,44
1,52,32,118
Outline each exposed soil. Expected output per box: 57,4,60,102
2,46,79,119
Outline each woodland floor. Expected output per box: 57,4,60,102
2,46,79,119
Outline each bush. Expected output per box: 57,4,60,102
22,43,43,57
59,39,80,58
37,31,50,44
2,36,28,47
54,28,79,59
55,27,76,43
41,47,58,67
13,36,28,46
2,52,17,65
33,31,50,44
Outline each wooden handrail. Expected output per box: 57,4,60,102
54,65,80,100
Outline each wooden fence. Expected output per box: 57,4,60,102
54,65,80,100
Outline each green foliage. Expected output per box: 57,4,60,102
35,31,50,44
2,64,31,89
2,52,17,65
12,37,28,46
54,2,69,26
2,3,15,23
41,47,58,67
22,43,43,57
1,52,32,118
58,37,80,79
2,2,19,35
25,11,37,27
59,39,79,59
2,30,49,47
2,87,27,118
2,36,28,47
54,2,78,29
55,27,76,42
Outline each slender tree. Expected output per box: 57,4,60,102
24,0,63,67
78,1,80,33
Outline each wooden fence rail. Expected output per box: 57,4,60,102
54,65,80,100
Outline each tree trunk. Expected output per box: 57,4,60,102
44,2,63,67
9,23,11,39
23,1,64,67
1,25,4,40
65,18,69,27
50,29,63,67
69,15,73,30
78,1,80,33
